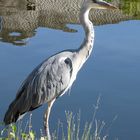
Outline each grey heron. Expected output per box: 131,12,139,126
4,0,116,139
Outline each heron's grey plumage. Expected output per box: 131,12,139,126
4,51,74,124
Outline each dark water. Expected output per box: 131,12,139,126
0,0,140,139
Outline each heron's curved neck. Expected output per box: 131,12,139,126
76,6,95,69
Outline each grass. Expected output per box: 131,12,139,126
0,96,116,140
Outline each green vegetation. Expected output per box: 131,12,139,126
0,112,107,140
0,114,35,140
0,97,115,140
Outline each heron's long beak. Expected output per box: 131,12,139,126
95,0,117,10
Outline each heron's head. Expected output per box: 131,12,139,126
83,0,117,10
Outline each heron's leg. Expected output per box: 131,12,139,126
44,99,55,140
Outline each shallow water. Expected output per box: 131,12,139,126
0,0,140,139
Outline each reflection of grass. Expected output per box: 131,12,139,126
0,97,116,140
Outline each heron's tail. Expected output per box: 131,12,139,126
4,97,41,125
3,100,24,125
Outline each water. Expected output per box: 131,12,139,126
0,0,140,139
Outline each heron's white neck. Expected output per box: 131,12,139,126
76,6,95,70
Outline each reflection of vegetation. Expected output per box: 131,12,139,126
0,0,140,46
120,0,140,18
106,0,140,19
